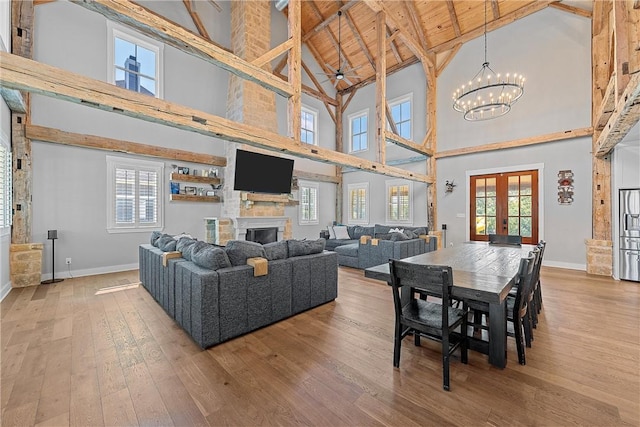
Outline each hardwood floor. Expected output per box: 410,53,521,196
1,266,639,426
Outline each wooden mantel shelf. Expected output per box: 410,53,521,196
241,192,289,203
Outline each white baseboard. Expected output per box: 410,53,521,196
0,280,12,302
40,263,139,281
542,260,586,271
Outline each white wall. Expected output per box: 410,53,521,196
436,9,592,269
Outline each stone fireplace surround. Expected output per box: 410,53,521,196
233,216,288,242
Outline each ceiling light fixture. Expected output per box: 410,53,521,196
452,0,525,121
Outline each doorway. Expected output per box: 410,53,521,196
469,169,539,245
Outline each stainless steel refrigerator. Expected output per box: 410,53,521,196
620,188,640,282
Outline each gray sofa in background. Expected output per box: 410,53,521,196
139,233,338,349
332,224,437,269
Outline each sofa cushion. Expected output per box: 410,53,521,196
403,229,418,239
349,225,374,239
192,244,231,270
157,234,177,252
328,226,336,239
334,242,359,257
264,241,288,261
150,231,162,246
225,240,267,266
183,240,208,261
333,225,351,240
287,238,326,257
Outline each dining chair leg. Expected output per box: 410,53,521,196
523,313,533,348
461,317,468,364
393,326,402,367
514,319,526,365
414,331,421,346
442,335,451,391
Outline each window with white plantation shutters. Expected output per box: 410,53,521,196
107,156,163,233
298,181,318,225
386,180,412,223
0,138,12,234
347,182,368,225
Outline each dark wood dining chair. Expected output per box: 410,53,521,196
488,234,522,245
388,260,469,391
532,240,546,323
507,252,537,364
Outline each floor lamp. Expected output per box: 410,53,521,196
41,230,64,285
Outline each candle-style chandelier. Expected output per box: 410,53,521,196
452,0,525,121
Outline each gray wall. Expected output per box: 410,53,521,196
436,9,593,269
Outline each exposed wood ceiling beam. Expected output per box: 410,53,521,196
385,132,434,158
69,0,293,98
301,0,358,43
206,0,221,13
293,170,340,184
340,56,420,94
436,44,461,77
429,0,558,54
634,0,640,9
274,71,337,107
436,127,594,159
182,0,210,41
26,124,227,166
549,2,593,19
286,0,301,141
385,102,398,136
446,1,461,38
0,52,432,184
300,60,337,123
252,39,293,68
403,1,429,51
596,72,640,157
386,27,403,63
34,0,56,5
344,9,376,72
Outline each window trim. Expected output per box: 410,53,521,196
107,21,164,98
348,109,369,153
385,179,413,224
387,93,413,141
347,182,369,225
298,180,319,225
106,155,164,234
301,105,319,146
0,130,11,236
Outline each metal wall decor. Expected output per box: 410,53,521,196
557,170,574,205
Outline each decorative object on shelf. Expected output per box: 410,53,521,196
178,166,189,174
170,181,180,194
445,180,457,193
185,186,197,195
41,230,64,285
557,170,574,205
452,0,525,121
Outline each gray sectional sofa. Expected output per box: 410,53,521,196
328,224,437,269
139,233,338,349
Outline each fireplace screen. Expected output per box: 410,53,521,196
246,227,278,244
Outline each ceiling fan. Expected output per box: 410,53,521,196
318,10,361,87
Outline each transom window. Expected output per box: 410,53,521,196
107,156,164,233
108,22,163,98
388,94,412,140
349,110,368,153
301,106,318,145
0,134,12,234
347,182,369,224
386,180,412,223
298,181,319,225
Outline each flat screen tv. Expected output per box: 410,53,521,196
233,149,294,194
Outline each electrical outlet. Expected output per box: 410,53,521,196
66,258,72,265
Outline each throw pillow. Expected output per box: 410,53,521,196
191,244,231,270
403,229,418,239
176,237,197,253
333,225,351,240
389,227,404,234
225,240,267,266
390,231,410,241
287,238,326,257
351,225,372,239
264,241,288,261
157,234,177,252
150,231,162,246
328,226,336,239
183,240,208,261
173,232,193,240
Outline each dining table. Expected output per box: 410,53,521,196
363,241,536,369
